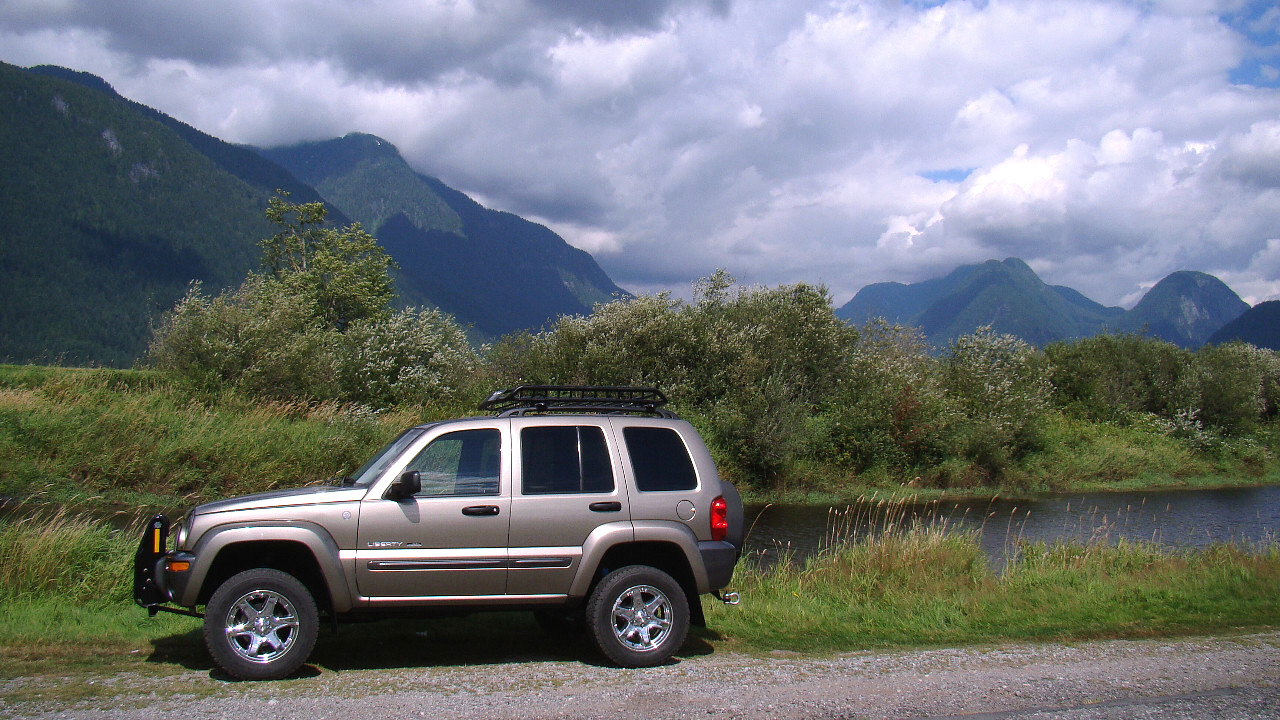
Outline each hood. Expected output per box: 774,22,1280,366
194,485,367,515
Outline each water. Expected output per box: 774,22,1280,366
743,485,1280,564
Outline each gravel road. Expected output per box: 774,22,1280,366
4,632,1278,719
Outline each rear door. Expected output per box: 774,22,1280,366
506,417,631,596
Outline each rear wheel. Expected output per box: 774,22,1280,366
586,565,688,667
203,568,318,681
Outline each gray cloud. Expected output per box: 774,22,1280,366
3,0,1280,306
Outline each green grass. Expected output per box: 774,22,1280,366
0,510,1275,681
0,364,429,507
704,528,1280,653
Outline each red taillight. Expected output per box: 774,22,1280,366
710,495,728,542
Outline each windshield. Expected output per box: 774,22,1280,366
348,428,427,487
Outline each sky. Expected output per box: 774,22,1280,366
3,0,1280,308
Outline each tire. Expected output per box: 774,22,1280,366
586,565,689,667
203,568,319,681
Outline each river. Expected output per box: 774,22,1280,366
742,485,1280,563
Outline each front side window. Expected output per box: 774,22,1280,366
521,426,614,494
349,428,426,487
404,428,501,496
623,426,698,492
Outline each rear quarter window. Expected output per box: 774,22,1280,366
623,426,698,492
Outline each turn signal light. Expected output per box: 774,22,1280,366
710,496,728,542
167,560,191,573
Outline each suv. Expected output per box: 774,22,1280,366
134,386,744,680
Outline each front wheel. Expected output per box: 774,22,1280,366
203,568,319,681
586,565,689,667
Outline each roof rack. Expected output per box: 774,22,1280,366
479,385,676,418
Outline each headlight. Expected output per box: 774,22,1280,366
173,516,190,550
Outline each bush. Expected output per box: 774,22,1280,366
335,307,482,409
821,321,950,474
488,272,855,484
146,276,337,400
148,279,480,409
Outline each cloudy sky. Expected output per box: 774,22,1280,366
3,0,1280,307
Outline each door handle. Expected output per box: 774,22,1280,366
461,505,500,517
589,502,622,513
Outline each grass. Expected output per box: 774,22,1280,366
704,507,1280,653
0,364,429,507
0,507,1275,684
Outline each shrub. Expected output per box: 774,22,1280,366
335,307,482,409
146,277,337,400
941,327,1051,479
821,321,950,474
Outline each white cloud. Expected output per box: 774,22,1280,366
3,0,1280,308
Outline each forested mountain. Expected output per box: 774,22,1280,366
1208,300,1280,350
1,63,626,365
836,258,1246,348
0,62,276,366
1115,271,1250,347
258,134,626,338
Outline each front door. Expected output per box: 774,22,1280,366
356,426,510,598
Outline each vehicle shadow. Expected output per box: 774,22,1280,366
146,612,720,678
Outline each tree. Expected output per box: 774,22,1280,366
259,191,398,331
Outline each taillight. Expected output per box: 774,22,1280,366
710,495,728,542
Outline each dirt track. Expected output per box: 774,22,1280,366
4,631,1279,719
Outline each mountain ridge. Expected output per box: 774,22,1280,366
0,63,628,364
258,133,627,339
837,259,1247,348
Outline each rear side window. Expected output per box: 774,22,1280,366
521,426,614,494
404,429,501,496
623,427,698,492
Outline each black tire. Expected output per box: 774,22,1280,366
586,565,689,667
203,568,319,681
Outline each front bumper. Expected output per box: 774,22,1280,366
133,514,202,618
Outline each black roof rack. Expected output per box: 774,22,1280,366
479,385,675,418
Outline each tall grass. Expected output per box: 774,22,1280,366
0,365,431,506
0,508,1276,658
0,507,139,604
706,500,1280,652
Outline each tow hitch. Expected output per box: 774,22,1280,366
714,590,741,605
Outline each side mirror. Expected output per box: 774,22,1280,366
388,470,421,501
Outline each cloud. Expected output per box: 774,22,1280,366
3,0,1280,306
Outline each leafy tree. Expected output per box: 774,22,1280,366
488,272,854,483
259,191,398,331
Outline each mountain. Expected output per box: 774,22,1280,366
1,63,628,365
836,259,1242,348
838,259,1125,347
1115,271,1250,348
0,62,278,366
258,133,626,338
26,65,342,219
1207,300,1280,350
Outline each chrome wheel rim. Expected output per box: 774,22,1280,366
610,584,672,652
222,589,300,664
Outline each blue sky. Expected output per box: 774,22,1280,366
2,0,1279,307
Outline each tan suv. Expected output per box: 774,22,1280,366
134,387,744,680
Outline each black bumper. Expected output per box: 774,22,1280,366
698,540,740,591
133,514,170,609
